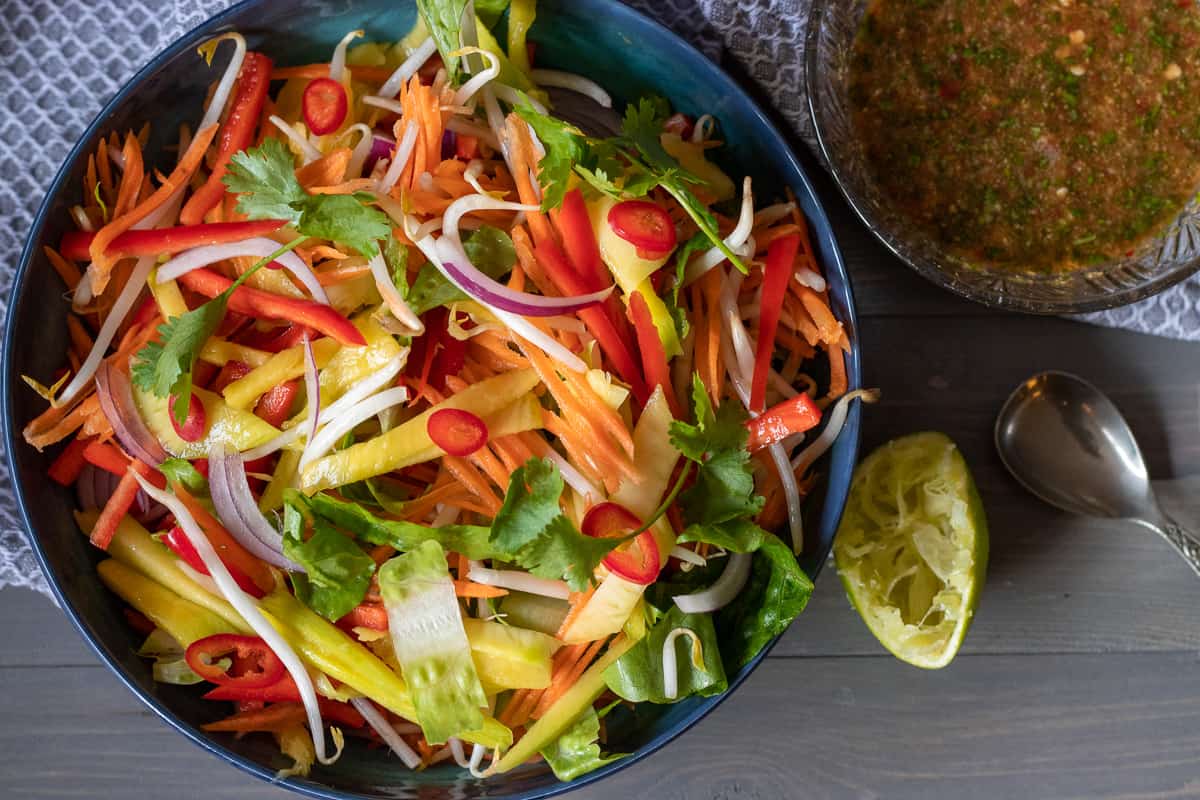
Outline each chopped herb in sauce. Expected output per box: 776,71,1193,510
849,0,1200,272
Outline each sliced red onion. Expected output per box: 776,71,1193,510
132,472,331,764
530,69,612,108
466,566,570,599
156,238,329,304
94,362,169,465
302,335,321,446
363,133,396,176
300,386,408,470
328,29,362,83
208,443,304,572
379,121,420,194
350,697,420,769
437,195,611,316
662,627,703,700
674,552,752,613
198,33,247,131
409,232,588,373
377,36,437,99
441,129,457,160
368,255,423,334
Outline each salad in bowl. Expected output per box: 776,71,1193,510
18,0,865,784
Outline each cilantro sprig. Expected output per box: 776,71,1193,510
131,138,392,424
514,98,748,273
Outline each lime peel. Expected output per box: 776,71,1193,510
834,431,988,669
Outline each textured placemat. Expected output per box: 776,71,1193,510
3,0,1197,595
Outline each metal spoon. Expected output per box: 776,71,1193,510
995,370,1200,576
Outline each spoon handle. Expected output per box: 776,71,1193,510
1152,514,1200,578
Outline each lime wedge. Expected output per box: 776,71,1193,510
834,432,988,669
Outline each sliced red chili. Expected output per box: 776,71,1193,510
581,501,661,585
185,634,286,688
163,526,265,598
663,112,695,139
168,393,207,442
745,392,822,453
427,408,489,456
303,77,349,135
608,200,677,255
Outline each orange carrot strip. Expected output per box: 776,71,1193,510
454,580,509,598
442,456,503,515
202,703,306,733
88,124,218,294
824,341,848,401
44,246,82,288
797,286,842,344
295,148,351,189
506,116,554,243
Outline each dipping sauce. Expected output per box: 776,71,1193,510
849,0,1200,272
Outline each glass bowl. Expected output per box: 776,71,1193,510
805,0,1200,313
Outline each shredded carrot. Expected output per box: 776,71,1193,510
45,247,81,288
66,314,93,361
442,456,504,515
506,116,554,243
697,269,723,406
531,637,606,719
203,703,307,733
453,580,508,598
824,341,848,402
110,133,145,219
96,138,113,201
87,123,217,294
308,178,379,195
797,286,842,344
295,148,351,189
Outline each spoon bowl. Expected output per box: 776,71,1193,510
996,370,1200,577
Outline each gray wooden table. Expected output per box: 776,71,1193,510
6,163,1200,799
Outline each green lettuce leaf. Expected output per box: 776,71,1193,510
408,225,515,315
282,501,376,621
714,533,814,672
158,458,208,495
538,707,627,781
603,605,727,704
378,540,488,743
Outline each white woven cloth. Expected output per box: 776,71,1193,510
2,0,1196,595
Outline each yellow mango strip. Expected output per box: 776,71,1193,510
132,385,282,458
300,370,541,494
76,511,252,633
200,339,272,368
98,560,235,647
222,338,340,410
493,633,640,773
258,590,513,751
259,449,301,513
148,272,189,318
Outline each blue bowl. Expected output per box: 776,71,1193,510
2,1,862,797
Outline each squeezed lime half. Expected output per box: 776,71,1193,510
834,432,988,669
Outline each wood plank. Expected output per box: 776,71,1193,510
5,655,1200,799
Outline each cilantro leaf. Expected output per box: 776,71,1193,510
490,458,620,592
158,457,208,494
491,458,567,553
538,707,627,781
514,105,589,210
131,297,229,423
294,192,391,259
677,516,765,553
518,515,619,592
282,500,376,621
223,138,306,223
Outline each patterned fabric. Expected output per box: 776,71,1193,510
1,0,1196,595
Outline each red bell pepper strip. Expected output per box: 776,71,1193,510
123,608,157,636
745,392,822,453
180,52,275,225
556,189,609,290
90,460,156,550
130,293,160,328
455,134,479,160
176,268,366,346
751,234,800,412
48,436,91,486
82,440,167,489
163,525,265,597
627,291,683,419
236,323,313,354
532,239,648,403
335,602,390,633
172,483,276,594
185,634,286,688
58,220,288,262
254,379,299,428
